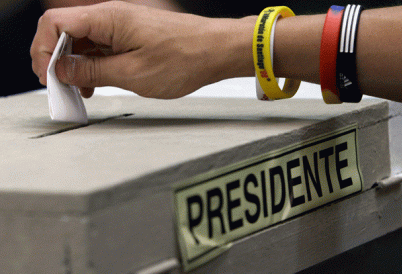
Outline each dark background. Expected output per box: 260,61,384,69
1,0,401,96
2,1,402,273
176,0,402,17
1,0,45,96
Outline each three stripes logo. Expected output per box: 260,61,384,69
339,73,352,88
339,4,362,54
338,4,362,89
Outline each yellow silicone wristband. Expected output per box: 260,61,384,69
253,7,301,100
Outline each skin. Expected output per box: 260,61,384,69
31,1,254,98
273,7,402,102
42,0,183,12
31,1,402,102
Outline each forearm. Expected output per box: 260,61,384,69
271,6,402,101
273,14,323,84
205,17,256,84
31,2,402,101
124,0,183,12
42,0,183,11
356,6,402,101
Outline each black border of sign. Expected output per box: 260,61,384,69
175,127,361,265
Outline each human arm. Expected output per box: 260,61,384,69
273,6,402,102
41,0,183,12
30,1,255,98
30,2,402,101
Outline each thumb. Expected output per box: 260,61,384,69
55,55,110,88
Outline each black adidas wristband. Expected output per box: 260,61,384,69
337,4,364,103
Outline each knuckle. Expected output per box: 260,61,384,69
41,9,57,23
85,58,102,86
106,0,125,11
29,40,41,60
38,10,58,31
103,0,124,21
37,15,43,27
29,44,36,59
31,61,38,75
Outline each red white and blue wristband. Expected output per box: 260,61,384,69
320,5,345,104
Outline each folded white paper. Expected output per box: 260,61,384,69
47,32,88,124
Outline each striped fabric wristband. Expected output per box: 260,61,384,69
337,4,364,102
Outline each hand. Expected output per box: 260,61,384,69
41,0,105,9
41,0,183,12
31,1,255,99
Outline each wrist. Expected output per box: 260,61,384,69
273,14,325,84
203,16,256,84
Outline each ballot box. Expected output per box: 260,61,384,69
1,91,402,274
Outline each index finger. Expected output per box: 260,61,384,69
30,2,120,85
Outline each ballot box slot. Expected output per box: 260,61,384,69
29,113,134,139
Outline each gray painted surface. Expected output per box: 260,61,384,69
0,92,397,273
191,184,402,274
388,101,402,175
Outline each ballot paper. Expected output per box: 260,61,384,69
47,32,88,124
